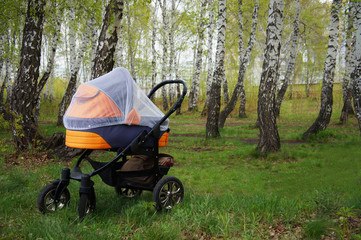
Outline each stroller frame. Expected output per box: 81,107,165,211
37,80,187,219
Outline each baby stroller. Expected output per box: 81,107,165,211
37,67,187,219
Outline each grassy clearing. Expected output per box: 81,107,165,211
1,87,361,239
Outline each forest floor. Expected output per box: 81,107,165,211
0,98,361,239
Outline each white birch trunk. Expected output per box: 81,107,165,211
304,0,341,137
9,0,46,149
159,0,169,110
3,57,11,103
68,4,77,77
222,65,229,103
275,0,300,117
340,2,356,123
206,0,226,137
48,71,54,102
0,35,3,83
57,8,100,126
126,2,137,82
36,7,63,98
175,56,182,115
351,2,361,134
257,0,284,153
0,32,11,103
150,1,158,91
168,0,177,104
92,0,124,79
189,0,208,111
115,25,124,68
201,0,215,116
89,8,100,80
218,0,259,127
37,15,63,121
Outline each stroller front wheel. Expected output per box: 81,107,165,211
153,176,184,211
37,184,70,213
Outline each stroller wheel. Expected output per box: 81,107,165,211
78,191,96,220
37,184,70,213
153,176,184,211
115,187,142,198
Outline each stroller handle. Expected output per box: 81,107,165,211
147,80,187,122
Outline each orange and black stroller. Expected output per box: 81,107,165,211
37,67,187,219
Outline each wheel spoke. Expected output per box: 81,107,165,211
45,191,56,211
166,183,172,192
159,191,168,203
171,186,180,195
46,199,55,211
169,196,175,207
161,196,169,205
170,182,177,191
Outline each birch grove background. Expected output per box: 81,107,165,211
1,0,361,153
0,0,334,94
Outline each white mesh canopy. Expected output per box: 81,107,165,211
63,67,169,131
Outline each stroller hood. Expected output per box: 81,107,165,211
63,67,169,131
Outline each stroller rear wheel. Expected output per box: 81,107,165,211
115,187,142,198
153,176,184,211
37,184,70,213
78,191,96,219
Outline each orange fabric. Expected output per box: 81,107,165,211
66,84,122,119
65,130,111,149
158,132,169,147
125,108,141,125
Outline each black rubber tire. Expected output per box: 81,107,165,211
78,191,96,219
115,186,142,198
37,184,70,213
153,176,184,211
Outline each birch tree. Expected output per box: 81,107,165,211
91,0,124,79
0,1,24,110
159,0,169,110
206,0,226,138
125,2,137,82
257,0,284,153
275,0,300,117
304,0,341,137
188,0,208,111
0,33,15,106
89,0,103,78
222,66,229,103
9,0,46,149
35,2,63,121
115,25,124,68
218,0,259,128
44,71,54,102
168,0,177,104
201,0,215,116
150,1,158,91
57,1,103,126
351,2,361,134
340,2,355,124
0,36,3,81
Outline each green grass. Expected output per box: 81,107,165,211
1,88,361,239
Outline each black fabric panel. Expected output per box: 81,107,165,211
87,125,155,148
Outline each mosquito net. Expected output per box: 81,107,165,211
63,67,169,131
